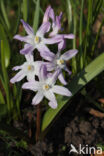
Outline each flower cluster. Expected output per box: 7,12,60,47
10,6,78,109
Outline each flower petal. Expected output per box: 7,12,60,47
12,65,22,71
37,43,50,54
64,34,75,39
27,73,35,81
58,73,67,85
44,90,56,102
39,65,47,82
43,6,51,23
44,35,63,44
58,12,63,21
56,15,61,29
21,19,34,35
49,28,59,37
48,100,57,109
49,16,61,37
64,66,72,75
34,61,44,75
10,70,25,83
22,81,40,91
13,35,33,44
58,40,66,51
25,53,34,62
61,49,78,61
45,62,55,71
37,22,50,36
32,92,44,105
20,44,34,55
49,8,55,22
40,50,55,61
47,69,61,85
49,12,62,37
52,85,72,96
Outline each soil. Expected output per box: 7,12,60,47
0,90,104,156
27,94,104,156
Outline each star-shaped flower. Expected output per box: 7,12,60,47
10,54,42,83
14,19,62,56
43,6,75,49
22,65,72,109
41,49,78,85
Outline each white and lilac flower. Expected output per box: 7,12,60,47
43,6,63,37
41,49,78,85
10,54,42,83
22,65,72,109
14,19,62,55
43,6,75,49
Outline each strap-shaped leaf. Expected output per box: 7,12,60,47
0,0,10,30
0,24,11,67
0,104,7,116
0,89,5,105
41,53,104,131
33,0,40,33
22,0,28,22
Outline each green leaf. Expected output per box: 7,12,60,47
0,40,10,113
22,0,28,22
79,0,84,69
33,0,44,15
0,0,10,30
0,90,5,104
33,0,40,33
41,53,104,132
13,1,21,35
84,0,93,66
66,0,72,31
72,3,77,73
0,24,11,67
0,104,7,116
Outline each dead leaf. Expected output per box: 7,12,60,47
89,108,104,118
91,151,104,156
98,98,104,104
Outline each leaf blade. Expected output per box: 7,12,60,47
0,24,11,67
33,0,40,33
41,53,104,131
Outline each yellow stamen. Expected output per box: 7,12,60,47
34,36,40,43
57,59,64,65
60,60,64,64
27,65,32,71
43,84,50,90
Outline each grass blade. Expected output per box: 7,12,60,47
72,4,77,73
0,0,10,30
93,0,103,24
22,0,28,21
33,0,44,15
13,1,21,35
41,53,104,132
79,0,84,70
0,89,5,104
0,24,11,67
33,0,40,33
92,19,104,53
0,40,10,113
84,0,93,66
66,0,72,31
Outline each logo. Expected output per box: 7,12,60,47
69,144,102,155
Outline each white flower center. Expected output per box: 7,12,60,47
27,65,34,71
34,36,40,44
57,59,65,65
43,84,50,91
